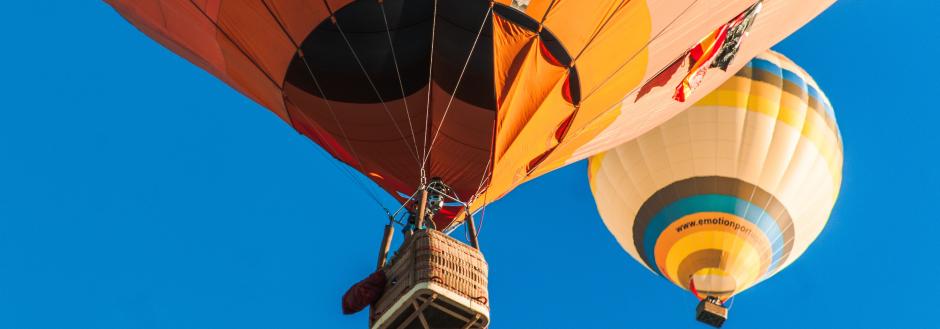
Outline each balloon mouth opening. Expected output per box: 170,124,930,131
690,268,738,300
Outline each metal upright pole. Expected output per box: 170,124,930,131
465,212,480,249
415,188,429,230
376,221,395,270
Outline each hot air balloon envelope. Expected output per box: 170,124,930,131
106,0,834,229
589,50,843,303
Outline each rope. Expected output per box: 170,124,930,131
420,4,493,175
389,189,420,219
571,0,630,63
469,117,498,200
379,2,423,162
331,13,422,166
420,0,439,181
259,1,392,214
538,0,560,24
295,54,390,214
581,0,700,102
261,1,300,46
519,0,703,179
195,0,392,213
303,114,391,214
474,186,490,238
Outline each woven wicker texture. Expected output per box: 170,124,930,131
373,230,489,320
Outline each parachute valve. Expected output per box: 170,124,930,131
695,296,728,328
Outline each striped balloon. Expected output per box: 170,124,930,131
588,50,842,300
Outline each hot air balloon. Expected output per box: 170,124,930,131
105,1,834,327
588,50,842,327
104,0,834,228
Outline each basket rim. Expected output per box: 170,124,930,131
370,282,491,329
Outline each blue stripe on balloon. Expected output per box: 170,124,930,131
750,58,836,120
643,194,785,276
749,58,779,75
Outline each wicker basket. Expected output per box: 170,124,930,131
696,297,728,328
371,229,489,329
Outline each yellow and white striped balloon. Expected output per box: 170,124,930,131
588,50,842,299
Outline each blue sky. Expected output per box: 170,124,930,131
0,1,937,328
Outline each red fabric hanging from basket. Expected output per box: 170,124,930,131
342,270,387,315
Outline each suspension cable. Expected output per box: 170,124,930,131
537,0,560,24
469,117,498,200
420,0,439,183
580,0,700,102
570,0,630,63
420,4,493,172
295,53,391,214
300,112,391,214
208,0,391,213
379,1,423,161
475,187,490,238
516,0,703,181
331,14,422,166
565,1,729,150
389,189,420,219
458,0,632,200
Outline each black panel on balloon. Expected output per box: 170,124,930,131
283,0,577,109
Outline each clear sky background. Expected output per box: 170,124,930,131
0,1,936,328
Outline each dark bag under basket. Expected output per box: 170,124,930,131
371,229,489,329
